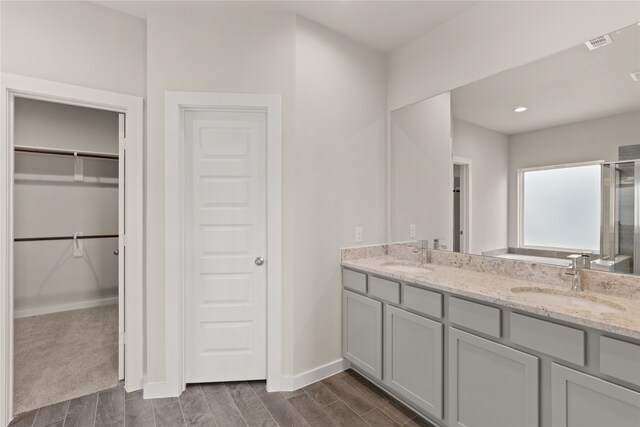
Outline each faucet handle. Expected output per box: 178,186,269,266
581,252,592,270
567,254,581,270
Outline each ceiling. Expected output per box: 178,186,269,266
91,0,479,53
452,23,640,136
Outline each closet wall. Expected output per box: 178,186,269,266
13,98,119,317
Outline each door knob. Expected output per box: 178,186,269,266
113,249,119,256
255,257,265,266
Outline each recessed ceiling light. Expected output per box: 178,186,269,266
514,106,528,113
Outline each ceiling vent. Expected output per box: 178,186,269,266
631,71,640,82
585,34,613,50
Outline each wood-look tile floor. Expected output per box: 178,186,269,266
9,369,436,427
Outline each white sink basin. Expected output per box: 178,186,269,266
381,262,432,274
510,287,626,314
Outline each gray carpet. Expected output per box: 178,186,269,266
13,305,120,415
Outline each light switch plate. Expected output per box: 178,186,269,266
355,226,363,243
409,224,416,238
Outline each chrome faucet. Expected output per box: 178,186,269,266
566,253,591,292
413,240,429,265
421,239,429,265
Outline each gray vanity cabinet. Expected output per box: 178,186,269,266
384,305,443,420
342,290,383,380
551,363,640,427
449,328,539,427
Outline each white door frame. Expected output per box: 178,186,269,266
0,73,145,425
453,156,472,253
159,91,283,397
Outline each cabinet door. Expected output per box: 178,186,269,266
385,305,443,420
449,328,539,427
551,363,640,427
343,290,383,380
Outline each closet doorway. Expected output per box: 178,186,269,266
452,157,471,253
13,98,123,414
0,74,144,425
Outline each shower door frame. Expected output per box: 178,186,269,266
0,73,145,425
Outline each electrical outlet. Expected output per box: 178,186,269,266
409,224,416,238
355,226,363,243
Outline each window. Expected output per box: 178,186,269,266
519,163,601,251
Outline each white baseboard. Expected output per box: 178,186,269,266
13,297,118,319
143,380,184,399
145,358,350,398
281,358,351,391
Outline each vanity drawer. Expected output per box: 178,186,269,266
449,297,501,338
343,269,367,293
600,336,640,387
510,313,585,366
369,276,400,304
403,285,442,318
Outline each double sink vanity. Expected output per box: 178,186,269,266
357,18,640,427
340,243,640,427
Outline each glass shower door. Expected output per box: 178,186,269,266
600,161,638,274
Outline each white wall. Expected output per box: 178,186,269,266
387,1,639,112
452,119,509,255
0,1,146,97
293,17,386,374
391,93,451,243
508,110,640,247
145,8,297,381
13,98,119,317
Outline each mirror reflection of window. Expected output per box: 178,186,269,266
519,163,601,252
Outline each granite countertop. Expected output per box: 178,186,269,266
342,255,640,341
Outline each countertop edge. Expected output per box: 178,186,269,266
341,258,640,342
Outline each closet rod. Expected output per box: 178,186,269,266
14,145,119,161
14,233,118,242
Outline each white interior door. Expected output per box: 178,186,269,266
185,109,267,383
118,113,125,380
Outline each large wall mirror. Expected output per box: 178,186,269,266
390,22,640,275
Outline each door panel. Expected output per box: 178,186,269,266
449,328,539,427
185,110,267,382
385,306,443,420
342,290,383,380
551,363,640,427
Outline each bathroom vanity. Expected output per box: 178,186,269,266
341,245,640,427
